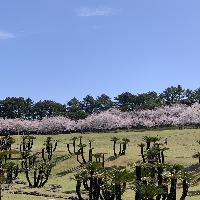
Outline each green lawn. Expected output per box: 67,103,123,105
2,128,200,200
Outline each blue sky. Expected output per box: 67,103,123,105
1,0,200,103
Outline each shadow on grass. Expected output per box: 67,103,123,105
188,190,200,196
57,165,83,177
12,190,66,198
105,155,118,162
57,155,120,177
63,190,76,194
183,163,200,187
53,154,73,164
184,163,200,173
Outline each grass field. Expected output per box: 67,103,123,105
2,128,200,200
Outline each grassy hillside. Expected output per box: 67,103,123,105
2,129,200,200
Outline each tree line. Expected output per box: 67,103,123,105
1,85,200,120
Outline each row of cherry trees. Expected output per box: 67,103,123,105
2,85,200,120
0,103,200,134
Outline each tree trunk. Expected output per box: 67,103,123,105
114,141,117,157
146,141,150,150
156,166,163,200
180,179,188,200
76,180,83,200
135,166,142,200
167,177,177,200
161,151,165,163
115,183,122,200
73,141,76,153
0,185,2,200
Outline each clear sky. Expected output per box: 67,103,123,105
1,0,200,103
